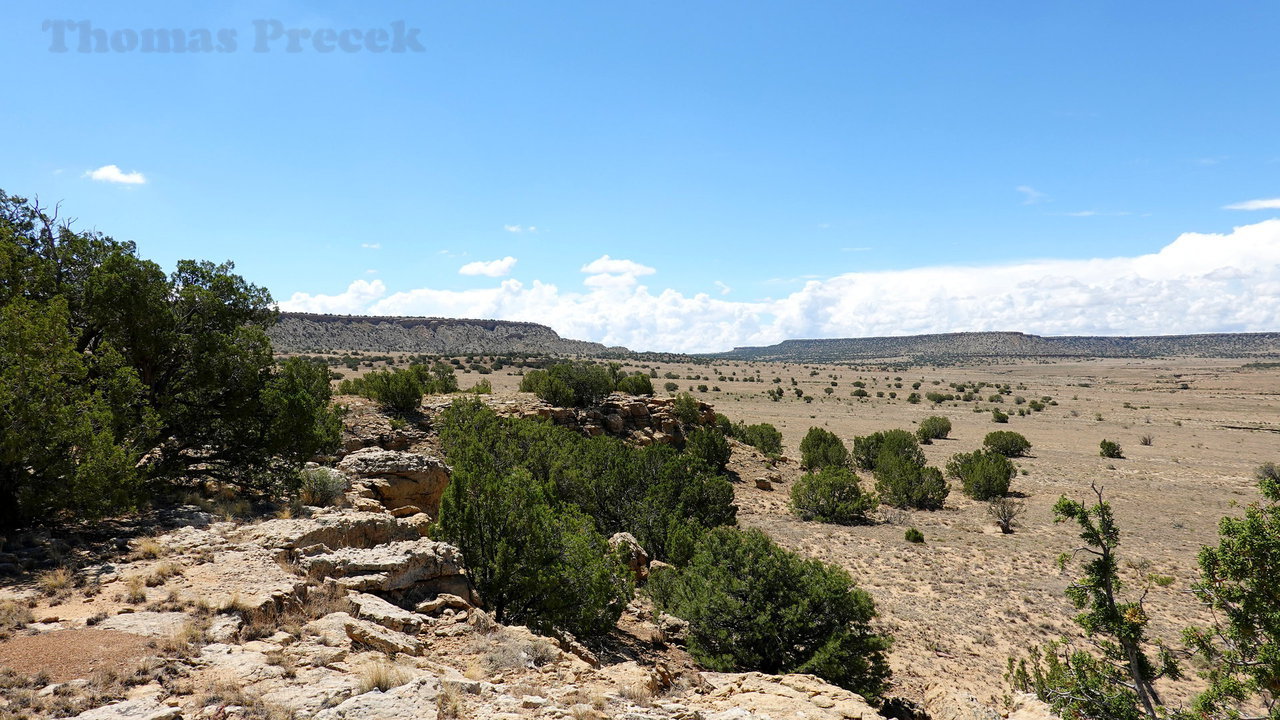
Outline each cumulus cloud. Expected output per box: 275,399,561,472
714,280,732,296
361,242,381,249
459,256,518,277
277,220,1280,353
504,224,537,233
85,164,146,185
278,279,387,314
1224,197,1280,211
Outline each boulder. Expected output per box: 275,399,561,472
96,611,190,638
345,617,423,655
296,538,468,597
608,532,650,582
242,512,420,551
72,698,180,720
337,448,451,518
349,593,423,634
314,677,441,720
697,672,887,720
923,685,1002,720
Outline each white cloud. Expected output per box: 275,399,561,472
278,220,1280,353
459,256,518,277
714,281,732,296
1016,185,1047,205
504,225,538,233
278,279,387,314
85,164,146,185
1224,197,1280,211
361,243,381,249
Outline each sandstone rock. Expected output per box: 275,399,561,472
296,539,467,597
656,613,689,644
338,448,451,518
697,672,887,720
922,685,1002,720
97,611,191,638
608,532,650,582
345,617,423,655
242,512,420,551
349,592,423,634
313,677,441,720
415,593,472,615
72,697,180,720
754,477,773,491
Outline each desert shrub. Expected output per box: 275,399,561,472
904,527,924,543
984,430,1031,457
435,465,631,637
946,449,1015,500
790,467,877,524
1257,462,1280,484
358,368,426,415
519,362,613,408
988,497,1023,533
874,453,949,510
297,467,347,506
615,373,653,396
663,381,679,393
800,427,850,470
672,392,702,425
437,398,735,565
851,429,923,471
649,527,890,701
992,409,1009,423
906,392,921,404
1138,433,1153,446
684,427,731,473
467,378,493,394
1099,439,1124,459
735,422,783,457
916,416,952,444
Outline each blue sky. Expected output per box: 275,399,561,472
4,2,1280,351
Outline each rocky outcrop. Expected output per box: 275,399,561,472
609,532,650,583
699,672,888,719
269,312,625,355
295,537,472,602
337,448,451,518
241,511,421,551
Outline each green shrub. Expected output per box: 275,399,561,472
519,362,613,408
297,467,348,507
737,422,783,457
435,466,631,637
984,430,1031,457
904,527,924,543
649,527,890,701
992,409,1009,423
800,427,850,470
916,416,952,444
874,453,949,510
851,429,922,471
616,373,653,396
790,467,877,524
1099,439,1123,459
663,381,679,393
467,378,493,394
673,392,702,425
945,449,1015,500
685,427,731,473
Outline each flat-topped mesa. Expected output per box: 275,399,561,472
269,312,629,355
718,330,1280,362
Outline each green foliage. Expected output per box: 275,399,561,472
684,427,731,473
992,408,1009,423
297,467,347,507
519,362,614,408
1099,439,1124,459
800,427,850,470
790,467,877,524
851,429,923,472
946,449,1015,500
1010,484,1179,719
984,430,1031,457
731,422,784,457
649,527,891,701
436,398,736,568
361,367,425,415
467,378,493,394
916,415,952,443
904,527,924,543
0,191,341,527
874,453,949,510
672,392,702,425
663,381,679,393
615,373,654,396
1182,472,1280,718
435,464,631,637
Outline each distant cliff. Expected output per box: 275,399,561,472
269,313,623,355
715,331,1280,363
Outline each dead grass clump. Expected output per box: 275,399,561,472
123,576,147,604
0,599,34,639
264,650,298,679
36,566,74,597
358,661,408,693
620,682,654,707
1139,433,1154,446
237,584,349,642
145,561,184,587
194,680,296,720
474,631,560,671
132,538,166,560
437,684,463,718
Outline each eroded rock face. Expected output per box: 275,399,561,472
609,532,650,582
241,511,421,551
697,672,888,720
338,448,451,518
296,538,470,599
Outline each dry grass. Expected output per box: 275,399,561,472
436,684,463,718
358,661,408,693
0,600,34,639
132,538,166,560
620,682,653,707
145,561,184,587
123,576,147,604
35,567,74,597
236,583,349,642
